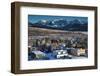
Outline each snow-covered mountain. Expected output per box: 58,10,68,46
28,19,88,31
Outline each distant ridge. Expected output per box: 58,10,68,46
29,18,88,31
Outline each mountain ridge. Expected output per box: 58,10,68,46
28,19,88,31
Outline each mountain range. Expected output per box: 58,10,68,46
28,19,88,31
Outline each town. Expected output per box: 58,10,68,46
28,27,88,60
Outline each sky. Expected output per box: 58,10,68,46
28,14,88,23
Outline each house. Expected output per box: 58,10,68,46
71,48,86,56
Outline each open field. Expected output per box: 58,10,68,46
28,27,87,46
